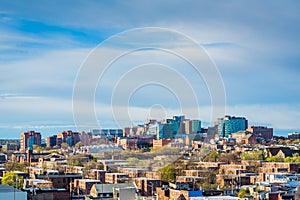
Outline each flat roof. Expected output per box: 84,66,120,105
25,179,52,183
76,179,101,182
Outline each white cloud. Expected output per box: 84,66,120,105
0,1,299,137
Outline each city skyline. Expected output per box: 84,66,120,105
0,115,283,140
1,1,300,138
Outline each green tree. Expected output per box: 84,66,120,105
266,156,284,162
4,160,28,172
284,153,300,164
67,155,84,166
50,150,59,154
2,172,23,189
240,150,265,160
205,150,220,162
75,141,84,149
61,143,68,149
157,165,176,182
33,144,42,153
238,189,246,198
219,152,239,163
126,157,139,166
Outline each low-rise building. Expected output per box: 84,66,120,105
89,183,136,199
118,167,146,178
152,139,172,149
247,126,273,140
135,178,161,196
87,169,106,183
35,172,83,190
118,138,138,150
24,179,53,188
105,173,129,184
72,179,101,195
231,131,257,145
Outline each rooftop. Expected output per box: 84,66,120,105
0,184,22,193
93,183,136,194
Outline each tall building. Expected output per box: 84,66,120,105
46,135,57,148
166,119,179,135
20,131,41,151
190,120,201,133
149,123,174,139
169,115,186,134
247,126,273,140
183,120,192,134
182,119,201,134
173,115,185,122
217,116,248,138
57,130,80,147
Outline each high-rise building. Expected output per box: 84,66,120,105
160,123,174,139
247,126,273,140
57,130,80,147
183,120,191,134
166,119,179,135
172,115,185,122
46,135,57,147
217,116,248,138
149,123,174,139
170,115,186,134
191,120,201,133
20,131,41,151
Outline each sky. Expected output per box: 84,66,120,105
0,0,300,138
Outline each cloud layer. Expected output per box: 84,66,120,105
0,1,300,138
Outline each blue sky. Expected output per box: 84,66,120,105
0,0,300,138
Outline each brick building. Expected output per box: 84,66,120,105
20,131,41,152
247,126,273,140
105,173,129,184
135,178,161,196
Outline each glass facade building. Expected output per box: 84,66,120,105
218,116,248,138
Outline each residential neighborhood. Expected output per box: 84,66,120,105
1,115,300,200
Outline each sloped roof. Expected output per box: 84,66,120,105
266,146,292,156
279,149,300,157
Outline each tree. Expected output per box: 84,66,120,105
50,150,59,154
126,157,139,166
61,143,68,150
201,169,218,189
157,165,176,182
2,172,23,189
75,141,84,149
67,155,84,166
4,160,28,172
240,150,265,160
33,144,42,153
219,152,239,163
284,153,300,164
238,189,246,198
204,150,220,162
266,156,284,162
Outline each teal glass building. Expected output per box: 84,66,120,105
218,116,248,138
